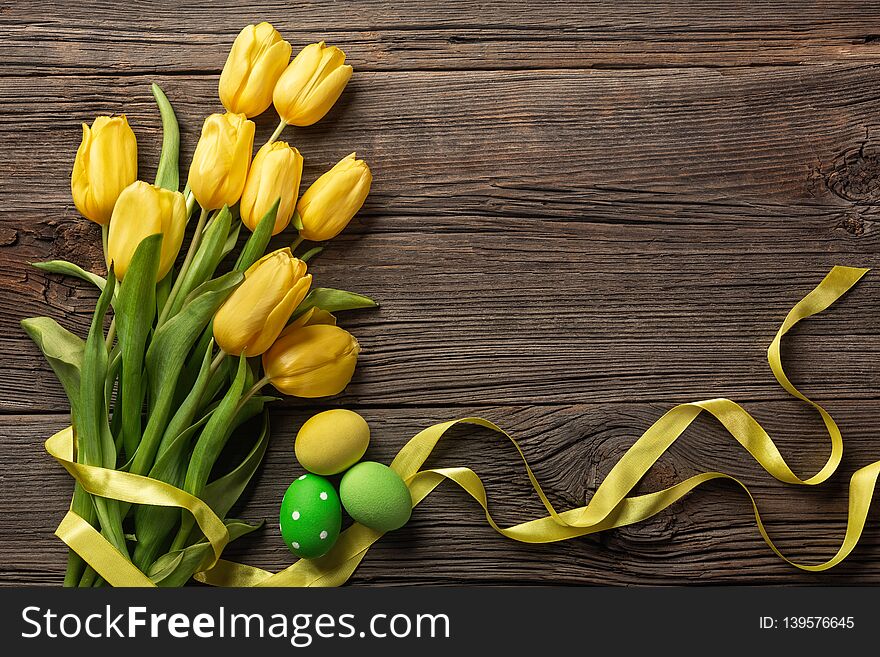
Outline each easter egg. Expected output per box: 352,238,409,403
279,474,342,559
295,409,370,476
339,461,412,532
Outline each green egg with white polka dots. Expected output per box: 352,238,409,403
279,474,341,559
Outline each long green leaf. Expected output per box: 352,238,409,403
234,198,279,272
221,222,242,260
130,270,243,476
156,341,215,461
165,205,232,319
79,268,128,558
152,83,180,192
20,317,85,417
21,316,96,585
177,322,215,405
65,485,97,585
155,272,172,323
184,354,249,497
148,519,261,587
115,234,161,460
292,287,379,319
202,411,270,519
168,355,249,551
31,260,107,293
131,414,211,571
133,389,267,571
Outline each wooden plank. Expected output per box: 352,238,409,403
2,66,880,411
6,222,880,413
2,2,880,73
2,402,878,586
3,67,880,205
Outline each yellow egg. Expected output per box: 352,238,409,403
295,409,370,475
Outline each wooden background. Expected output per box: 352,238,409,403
1,1,880,585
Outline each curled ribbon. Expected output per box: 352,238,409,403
48,265,880,586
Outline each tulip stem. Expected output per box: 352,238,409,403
267,119,287,145
291,234,305,251
299,246,323,263
209,349,227,376
101,224,109,265
104,316,116,351
235,376,271,415
157,207,209,327
185,190,197,220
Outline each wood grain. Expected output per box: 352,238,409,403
1,1,880,585
2,1,880,73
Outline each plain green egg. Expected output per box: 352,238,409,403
279,473,341,559
339,461,412,532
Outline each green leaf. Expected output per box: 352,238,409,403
104,347,121,419
79,268,128,557
156,342,215,462
65,483,96,586
178,268,244,312
293,287,379,319
170,355,250,556
152,83,180,192
234,198,279,272
184,354,249,497
79,270,115,469
31,260,107,294
115,234,161,460
292,210,303,231
20,316,85,417
131,270,243,476
131,413,213,572
221,221,241,260
155,272,172,320
202,411,270,519
164,205,232,319
177,322,215,405
21,316,102,585
148,519,261,587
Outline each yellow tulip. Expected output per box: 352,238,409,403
219,22,292,117
106,181,186,281
273,41,353,127
188,112,255,210
296,153,371,241
262,324,359,398
288,307,337,329
213,248,312,356
240,141,303,235
71,115,137,225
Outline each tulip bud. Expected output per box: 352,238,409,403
273,42,353,127
106,181,186,281
219,22,292,117
71,115,137,225
213,248,312,356
240,141,303,235
262,324,359,398
188,112,255,210
289,307,337,329
296,153,371,241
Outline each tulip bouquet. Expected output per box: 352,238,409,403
21,23,375,586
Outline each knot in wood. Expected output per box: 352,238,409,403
823,139,880,204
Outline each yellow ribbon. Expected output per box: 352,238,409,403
48,265,880,586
